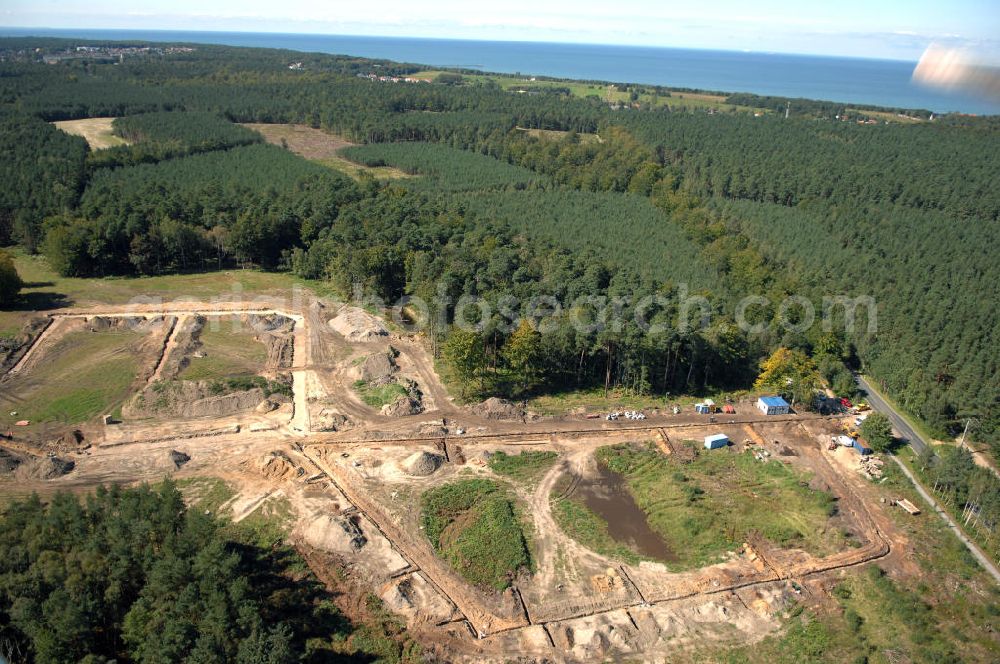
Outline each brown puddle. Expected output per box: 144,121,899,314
573,462,677,562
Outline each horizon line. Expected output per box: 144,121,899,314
0,25,922,64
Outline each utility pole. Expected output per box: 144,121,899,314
959,417,979,450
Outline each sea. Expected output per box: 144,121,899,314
2,28,998,115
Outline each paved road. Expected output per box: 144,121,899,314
858,374,1000,583
856,375,928,456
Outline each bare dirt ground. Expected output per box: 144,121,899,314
242,123,410,179
0,293,915,662
52,117,129,149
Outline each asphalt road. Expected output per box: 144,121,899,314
856,374,928,456
857,374,1000,583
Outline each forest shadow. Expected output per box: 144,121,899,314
231,541,384,663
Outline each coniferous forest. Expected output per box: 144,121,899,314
0,36,997,455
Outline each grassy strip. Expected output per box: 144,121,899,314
420,478,531,591
596,442,842,570
488,450,558,483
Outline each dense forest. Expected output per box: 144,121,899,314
0,37,996,454
0,482,415,663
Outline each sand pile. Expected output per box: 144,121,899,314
255,451,303,481
15,456,74,480
402,451,443,476
469,397,527,421
328,307,388,342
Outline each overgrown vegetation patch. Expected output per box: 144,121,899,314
488,450,558,483
419,478,531,591
353,379,410,409
595,442,843,569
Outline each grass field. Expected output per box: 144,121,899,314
9,249,329,310
52,117,129,150
412,70,766,113
178,318,268,382
0,328,142,426
420,478,531,591
594,442,843,569
242,123,410,180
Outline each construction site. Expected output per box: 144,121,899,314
0,291,924,662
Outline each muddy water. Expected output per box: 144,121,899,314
574,462,677,562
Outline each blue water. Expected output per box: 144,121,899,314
3,28,998,115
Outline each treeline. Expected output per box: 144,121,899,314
1,37,997,447
342,142,552,192
0,112,88,249
84,111,262,170
919,446,1000,563
0,482,402,663
714,198,1000,438
293,186,757,397
724,92,933,119
49,144,358,275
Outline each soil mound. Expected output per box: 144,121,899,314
159,315,206,380
381,395,424,417
124,381,268,419
328,307,388,342
263,334,293,369
255,451,303,481
0,317,51,374
15,455,74,480
469,397,527,421
360,351,398,385
245,313,294,333
169,450,190,469
0,448,25,474
301,514,367,553
402,451,443,476
311,407,352,432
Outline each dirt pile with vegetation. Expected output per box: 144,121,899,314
419,478,531,591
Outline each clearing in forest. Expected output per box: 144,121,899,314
242,123,409,180
52,117,129,149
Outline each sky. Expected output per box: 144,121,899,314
3,0,999,61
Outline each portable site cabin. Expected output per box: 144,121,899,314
695,399,716,414
704,433,729,449
757,396,790,415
